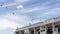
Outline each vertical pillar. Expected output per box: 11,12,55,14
28,29,30,34
24,29,30,34
34,28,36,34
14,31,16,34
39,27,40,34
52,24,55,34
52,24,58,34
40,26,41,34
40,26,46,34
19,31,21,34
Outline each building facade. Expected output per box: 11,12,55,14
14,17,60,34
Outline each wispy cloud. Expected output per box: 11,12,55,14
16,0,29,2
0,0,60,34
15,1,52,13
2,0,29,7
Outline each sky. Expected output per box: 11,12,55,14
0,0,60,34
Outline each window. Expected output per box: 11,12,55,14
41,26,45,32
16,31,19,34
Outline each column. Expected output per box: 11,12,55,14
52,24,58,34
40,26,41,34
24,29,30,34
39,26,41,32
14,31,16,34
19,31,21,34
28,29,30,34
40,26,46,34
34,28,36,34
52,24,55,34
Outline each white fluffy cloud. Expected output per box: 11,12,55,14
0,18,21,29
17,5,24,9
0,14,23,30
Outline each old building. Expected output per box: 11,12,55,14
14,17,60,34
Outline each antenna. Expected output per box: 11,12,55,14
40,18,41,22
27,15,35,26
29,15,34,23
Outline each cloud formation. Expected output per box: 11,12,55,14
17,5,24,9
0,0,60,34
0,14,23,29
2,0,29,7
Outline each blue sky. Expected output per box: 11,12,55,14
0,0,60,34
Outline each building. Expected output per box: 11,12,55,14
14,17,60,34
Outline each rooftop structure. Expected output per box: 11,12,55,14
14,17,60,34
